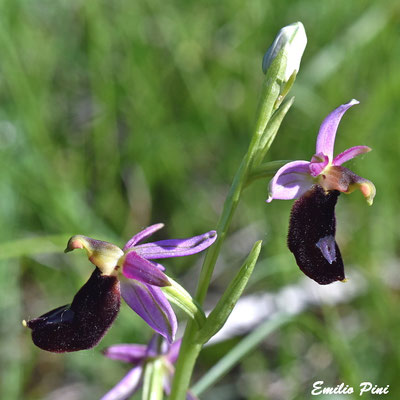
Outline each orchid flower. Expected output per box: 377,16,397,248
25,224,217,351
101,335,197,400
266,100,375,284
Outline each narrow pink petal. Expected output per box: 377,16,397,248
266,160,313,202
332,145,371,166
316,99,359,160
121,280,177,343
100,365,143,400
103,344,147,364
122,251,170,287
134,231,217,259
166,339,182,363
151,261,166,271
309,153,329,177
145,334,159,357
163,375,173,396
123,223,165,251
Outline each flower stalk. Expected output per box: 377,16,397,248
169,23,306,399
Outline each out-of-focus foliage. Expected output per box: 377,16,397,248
0,0,399,399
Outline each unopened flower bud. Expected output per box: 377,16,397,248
262,21,307,81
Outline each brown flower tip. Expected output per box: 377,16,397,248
64,235,124,276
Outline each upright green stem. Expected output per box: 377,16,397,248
169,65,283,399
196,53,283,305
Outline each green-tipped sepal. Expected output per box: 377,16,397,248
162,277,206,328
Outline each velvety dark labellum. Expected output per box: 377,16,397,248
27,268,120,352
288,185,345,285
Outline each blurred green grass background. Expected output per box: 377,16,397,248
0,0,399,399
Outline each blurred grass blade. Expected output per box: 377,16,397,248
196,241,262,344
302,5,387,86
162,277,206,328
192,313,293,396
0,235,68,260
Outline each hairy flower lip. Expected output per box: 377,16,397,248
288,185,345,285
26,268,121,353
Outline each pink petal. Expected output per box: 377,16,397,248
315,99,359,160
309,153,329,177
332,145,371,166
266,160,313,202
151,261,166,271
134,231,217,259
123,223,165,251
121,280,177,343
145,334,159,357
163,374,173,396
100,365,143,400
122,251,170,287
166,339,182,363
103,344,147,364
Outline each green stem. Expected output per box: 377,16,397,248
169,67,282,400
253,96,295,166
195,61,282,307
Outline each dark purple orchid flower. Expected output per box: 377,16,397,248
25,224,217,351
101,335,197,400
267,100,375,284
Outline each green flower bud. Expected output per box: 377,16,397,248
262,21,307,82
